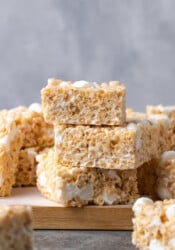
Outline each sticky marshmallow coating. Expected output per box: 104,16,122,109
0,205,33,250
41,78,126,126
54,119,159,170
132,198,175,250
36,149,138,207
0,112,23,196
156,151,175,200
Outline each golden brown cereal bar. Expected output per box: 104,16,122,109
36,149,138,207
41,79,126,126
54,120,159,170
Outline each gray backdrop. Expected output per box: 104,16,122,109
0,0,175,111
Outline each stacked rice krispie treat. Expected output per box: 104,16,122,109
36,78,164,207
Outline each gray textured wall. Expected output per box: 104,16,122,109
0,0,175,111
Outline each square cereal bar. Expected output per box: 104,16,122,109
36,149,138,207
132,198,175,250
54,120,159,170
0,113,22,196
15,147,38,187
41,79,126,126
8,103,54,149
147,105,175,150
0,205,33,250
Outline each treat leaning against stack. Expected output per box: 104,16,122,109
37,78,165,206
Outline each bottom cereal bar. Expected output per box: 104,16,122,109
132,198,175,250
0,205,33,250
15,148,38,187
36,149,138,207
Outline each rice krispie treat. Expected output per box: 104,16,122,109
0,114,23,196
41,78,126,126
132,198,175,250
0,205,33,250
156,151,175,200
147,105,175,150
8,103,54,149
54,119,159,170
15,148,38,187
36,149,138,207
127,108,171,153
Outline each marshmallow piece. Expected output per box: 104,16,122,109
28,103,42,113
133,197,153,214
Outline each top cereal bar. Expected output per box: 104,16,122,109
41,79,126,126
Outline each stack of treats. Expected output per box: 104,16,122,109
2,78,175,249
37,79,170,207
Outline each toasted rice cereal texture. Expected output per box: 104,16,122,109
36,149,138,207
0,205,33,250
0,113,23,196
41,78,126,126
8,103,54,148
147,105,175,150
54,120,159,170
132,198,175,250
127,108,171,153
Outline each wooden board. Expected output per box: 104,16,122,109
0,187,133,230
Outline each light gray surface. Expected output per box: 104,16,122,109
34,230,136,250
0,0,175,110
